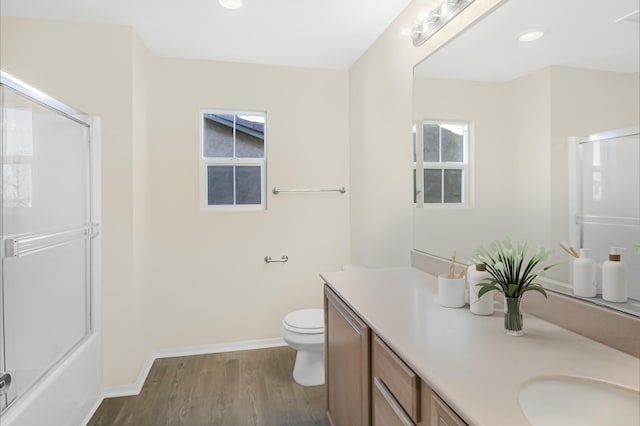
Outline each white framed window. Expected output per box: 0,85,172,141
200,111,266,210
414,120,469,207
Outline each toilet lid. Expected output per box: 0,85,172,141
284,309,323,330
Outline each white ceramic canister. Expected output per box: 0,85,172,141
438,273,466,308
467,264,494,315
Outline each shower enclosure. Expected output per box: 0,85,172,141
0,71,101,425
569,125,640,315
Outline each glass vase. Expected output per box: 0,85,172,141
504,296,524,336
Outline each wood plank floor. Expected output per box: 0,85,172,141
88,346,328,426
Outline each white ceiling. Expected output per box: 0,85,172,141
415,0,640,81
0,0,412,69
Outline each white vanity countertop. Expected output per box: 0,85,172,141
320,267,640,426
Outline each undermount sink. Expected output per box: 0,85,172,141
518,376,640,426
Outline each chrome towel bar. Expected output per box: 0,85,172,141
272,187,346,194
265,255,289,263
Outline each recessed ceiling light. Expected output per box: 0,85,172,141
219,0,243,10
518,31,545,42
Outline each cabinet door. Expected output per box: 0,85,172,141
325,285,370,426
430,393,466,426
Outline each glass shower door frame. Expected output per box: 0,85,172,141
0,71,98,414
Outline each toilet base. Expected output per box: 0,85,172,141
292,349,324,387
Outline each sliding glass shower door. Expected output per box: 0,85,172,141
574,126,640,306
0,78,96,413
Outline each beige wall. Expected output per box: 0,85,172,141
130,26,153,383
412,77,518,261
549,67,640,278
412,66,639,272
141,57,350,354
504,68,552,249
412,67,554,262
2,17,350,386
348,0,506,267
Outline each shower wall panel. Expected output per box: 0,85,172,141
1,77,97,419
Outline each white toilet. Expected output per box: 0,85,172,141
282,265,367,386
281,308,324,386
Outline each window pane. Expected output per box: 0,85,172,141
423,123,440,162
235,114,265,158
441,124,464,162
443,169,462,203
207,166,234,205
236,166,262,205
203,114,234,158
423,169,442,203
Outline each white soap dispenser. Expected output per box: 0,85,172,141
602,247,627,302
467,263,494,315
573,248,596,298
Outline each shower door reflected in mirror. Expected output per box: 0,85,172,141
0,83,94,412
569,127,640,315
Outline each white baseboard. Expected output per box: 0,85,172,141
101,337,286,399
81,396,105,426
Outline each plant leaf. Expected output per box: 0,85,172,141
521,285,548,298
477,283,501,298
506,283,519,298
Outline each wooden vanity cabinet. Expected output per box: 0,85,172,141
324,285,466,426
324,285,370,426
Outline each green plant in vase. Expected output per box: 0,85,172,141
470,237,559,336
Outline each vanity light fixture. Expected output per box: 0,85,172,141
411,0,475,46
518,30,545,42
219,0,243,10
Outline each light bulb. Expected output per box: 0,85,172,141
440,0,460,17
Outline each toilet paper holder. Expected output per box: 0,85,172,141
265,255,289,263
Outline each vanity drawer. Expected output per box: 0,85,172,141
372,335,421,423
373,377,415,426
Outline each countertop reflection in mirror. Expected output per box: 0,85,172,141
412,0,639,316
542,278,640,318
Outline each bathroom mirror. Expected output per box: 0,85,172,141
413,0,640,316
